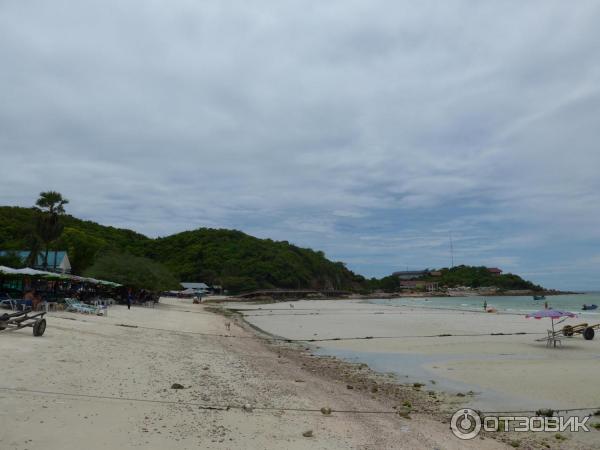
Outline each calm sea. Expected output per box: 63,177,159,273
367,293,600,318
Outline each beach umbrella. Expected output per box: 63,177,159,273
525,309,576,340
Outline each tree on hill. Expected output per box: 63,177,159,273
56,228,107,274
84,251,179,291
0,250,25,268
34,191,69,269
423,265,542,291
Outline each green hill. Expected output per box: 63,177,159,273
0,206,364,293
0,205,545,294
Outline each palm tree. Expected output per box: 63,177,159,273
36,191,69,215
34,191,69,269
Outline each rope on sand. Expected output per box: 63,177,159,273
0,386,397,415
114,324,546,341
278,331,546,342
52,311,548,341
1,387,597,416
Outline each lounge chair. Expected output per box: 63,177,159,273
0,299,16,311
65,298,102,315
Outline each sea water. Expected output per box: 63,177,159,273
368,293,600,318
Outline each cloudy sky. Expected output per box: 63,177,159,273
1,1,600,290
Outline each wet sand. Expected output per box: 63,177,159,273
229,299,600,417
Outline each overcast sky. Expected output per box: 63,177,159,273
1,1,600,290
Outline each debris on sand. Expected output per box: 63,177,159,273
302,430,313,437
397,407,411,419
171,383,185,389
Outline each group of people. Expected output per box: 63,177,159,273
0,287,158,312
23,290,44,310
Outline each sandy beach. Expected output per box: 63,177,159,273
0,298,508,450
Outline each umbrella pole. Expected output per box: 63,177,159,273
551,318,556,348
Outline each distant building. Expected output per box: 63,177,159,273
180,282,210,295
399,280,439,291
0,250,71,273
430,271,442,277
399,280,425,288
487,268,503,276
392,270,430,280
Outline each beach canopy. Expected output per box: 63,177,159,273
525,309,576,320
0,265,122,287
0,265,21,275
0,266,56,277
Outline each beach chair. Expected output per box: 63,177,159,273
544,330,561,348
65,298,101,315
0,299,16,311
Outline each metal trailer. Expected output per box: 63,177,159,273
561,323,598,340
0,310,47,336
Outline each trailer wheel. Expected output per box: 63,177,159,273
33,318,46,337
583,327,595,340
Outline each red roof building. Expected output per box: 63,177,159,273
487,267,503,275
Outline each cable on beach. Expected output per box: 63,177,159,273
277,331,546,342
1,387,596,417
51,315,547,342
0,387,398,415
231,305,530,317
118,324,547,342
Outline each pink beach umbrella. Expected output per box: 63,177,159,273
526,309,577,338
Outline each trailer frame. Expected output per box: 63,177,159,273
0,310,47,336
561,322,598,340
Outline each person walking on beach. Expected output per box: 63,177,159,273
483,299,487,311
127,289,132,310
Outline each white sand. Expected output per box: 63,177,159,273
0,298,506,449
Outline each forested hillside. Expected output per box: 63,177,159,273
143,229,364,292
0,206,364,292
0,206,545,294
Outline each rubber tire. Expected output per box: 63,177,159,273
33,318,46,337
583,327,595,340
562,325,574,337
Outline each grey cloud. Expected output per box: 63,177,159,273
1,0,600,289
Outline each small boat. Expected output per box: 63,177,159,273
582,304,598,311
533,295,546,300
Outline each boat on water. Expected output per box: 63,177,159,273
582,304,598,311
533,295,546,300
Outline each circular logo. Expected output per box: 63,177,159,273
450,408,481,440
